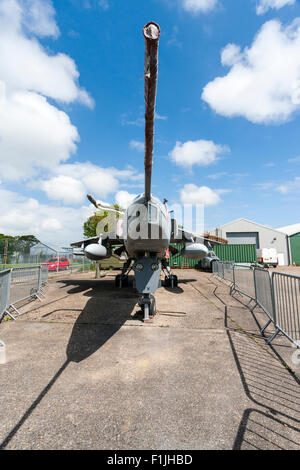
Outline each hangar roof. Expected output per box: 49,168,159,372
277,223,300,236
217,218,287,235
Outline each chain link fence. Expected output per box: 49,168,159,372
213,261,300,349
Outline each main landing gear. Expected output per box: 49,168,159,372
115,258,132,288
161,258,178,288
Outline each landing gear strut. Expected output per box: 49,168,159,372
161,258,178,288
115,258,132,288
138,294,156,322
114,274,129,288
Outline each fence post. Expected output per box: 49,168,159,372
37,265,42,293
0,270,13,321
231,265,236,295
266,272,281,345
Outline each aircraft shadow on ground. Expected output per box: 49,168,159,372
0,276,140,449
63,278,139,363
222,298,300,450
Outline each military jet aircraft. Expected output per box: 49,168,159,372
72,22,223,322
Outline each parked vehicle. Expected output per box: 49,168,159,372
44,257,70,271
198,251,220,271
256,248,278,268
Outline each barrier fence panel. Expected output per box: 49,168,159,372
213,261,223,279
253,268,275,333
211,261,300,349
271,272,300,347
233,265,256,300
40,264,49,286
223,262,234,284
9,266,41,309
0,270,11,321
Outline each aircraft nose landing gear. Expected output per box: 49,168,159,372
138,294,156,323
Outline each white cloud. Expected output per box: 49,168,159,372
21,0,60,38
288,156,300,163
0,0,93,106
115,191,138,209
0,0,93,181
155,113,168,120
40,176,85,205
256,0,295,15
180,184,226,206
169,140,229,167
0,188,94,244
277,177,300,194
98,0,109,10
207,172,227,180
221,44,242,67
35,163,143,205
181,0,218,13
0,87,79,180
202,19,300,124
130,140,144,152
41,218,62,232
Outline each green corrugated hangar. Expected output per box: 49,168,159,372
209,218,291,265
278,224,300,266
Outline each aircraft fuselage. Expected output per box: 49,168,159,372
124,194,171,259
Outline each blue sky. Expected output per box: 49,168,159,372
0,0,300,245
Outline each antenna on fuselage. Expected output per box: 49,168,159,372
143,22,160,202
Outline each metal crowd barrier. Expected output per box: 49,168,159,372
0,265,48,320
213,261,300,349
0,270,11,321
253,268,275,334
232,264,256,300
271,272,300,346
0,263,93,320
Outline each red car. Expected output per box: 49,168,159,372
45,257,70,271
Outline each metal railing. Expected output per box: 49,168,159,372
0,262,94,320
271,272,300,345
0,265,49,320
10,266,41,307
213,261,300,349
0,270,11,321
232,264,256,300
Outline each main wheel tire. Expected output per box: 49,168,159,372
170,274,178,288
115,274,122,287
115,274,129,287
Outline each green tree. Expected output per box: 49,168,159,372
83,212,108,237
83,205,121,238
0,234,39,264
83,205,121,279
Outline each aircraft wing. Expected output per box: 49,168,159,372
170,228,199,244
71,232,125,249
71,236,99,248
171,228,227,246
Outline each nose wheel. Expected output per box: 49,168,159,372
138,294,156,322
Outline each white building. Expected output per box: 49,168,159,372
210,218,290,265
